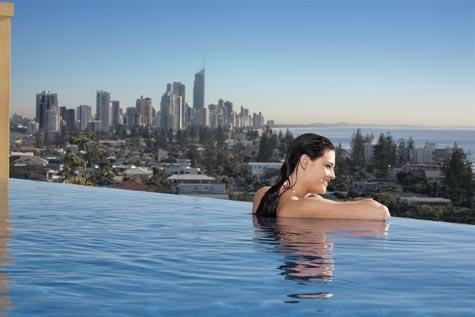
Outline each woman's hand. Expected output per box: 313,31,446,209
364,199,390,220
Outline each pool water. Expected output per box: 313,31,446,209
1,179,474,316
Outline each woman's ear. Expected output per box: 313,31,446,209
299,154,311,170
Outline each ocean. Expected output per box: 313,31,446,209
274,126,475,162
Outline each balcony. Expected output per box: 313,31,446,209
1,178,474,316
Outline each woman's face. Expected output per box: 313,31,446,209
303,149,336,194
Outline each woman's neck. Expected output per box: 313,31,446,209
287,174,307,199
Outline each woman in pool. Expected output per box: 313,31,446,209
253,133,390,220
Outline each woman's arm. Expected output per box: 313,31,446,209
278,196,390,221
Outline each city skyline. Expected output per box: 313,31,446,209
11,0,475,127
29,67,268,133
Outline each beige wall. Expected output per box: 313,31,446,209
0,3,14,181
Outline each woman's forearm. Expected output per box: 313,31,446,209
279,197,390,221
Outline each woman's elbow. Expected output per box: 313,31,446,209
376,203,390,221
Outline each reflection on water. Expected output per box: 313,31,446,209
253,216,388,301
0,179,12,315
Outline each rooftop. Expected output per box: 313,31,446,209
167,174,215,181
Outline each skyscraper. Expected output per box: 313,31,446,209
193,68,205,126
111,100,121,128
173,82,186,129
96,90,111,131
135,96,153,127
125,107,137,128
59,106,67,121
224,100,234,128
65,109,76,130
76,105,92,131
35,90,59,132
160,83,182,133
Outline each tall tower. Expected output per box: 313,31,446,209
36,90,59,132
172,82,186,129
136,96,153,127
111,100,121,128
76,105,92,131
160,83,182,133
96,90,111,131
193,68,205,126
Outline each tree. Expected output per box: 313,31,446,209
407,137,415,163
351,129,365,171
373,132,396,179
66,136,92,184
256,132,278,162
279,129,294,157
151,167,173,193
441,147,473,207
63,152,87,184
334,144,350,191
397,138,410,166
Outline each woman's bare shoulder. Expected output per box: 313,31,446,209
252,186,271,214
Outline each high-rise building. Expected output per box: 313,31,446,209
208,104,218,129
224,100,233,128
193,68,205,126
65,109,76,130
173,82,186,129
252,112,265,129
45,106,60,132
96,90,111,131
76,105,92,131
125,107,137,128
111,100,121,128
59,106,67,121
160,84,182,133
136,96,153,127
36,90,59,131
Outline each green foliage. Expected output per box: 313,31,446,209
334,144,350,191
246,129,259,140
397,172,432,195
351,128,365,170
372,192,399,210
278,129,294,157
256,132,278,162
151,167,173,193
397,138,410,166
373,132,397,179
441,147,474,207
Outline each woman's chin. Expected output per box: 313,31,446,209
314,187,326,194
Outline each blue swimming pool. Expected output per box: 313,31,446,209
1,179,474,316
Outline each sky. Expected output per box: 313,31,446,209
10,0,475,127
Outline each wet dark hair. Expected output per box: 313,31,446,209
255,133,334,217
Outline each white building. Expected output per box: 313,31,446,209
167,174,228,199
177,183,228,200
400,196,451,207
414,143,436,164
167,174,216,184
123,167,153,181
45,105,60,132
248,162,282,177
162,159,201,176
